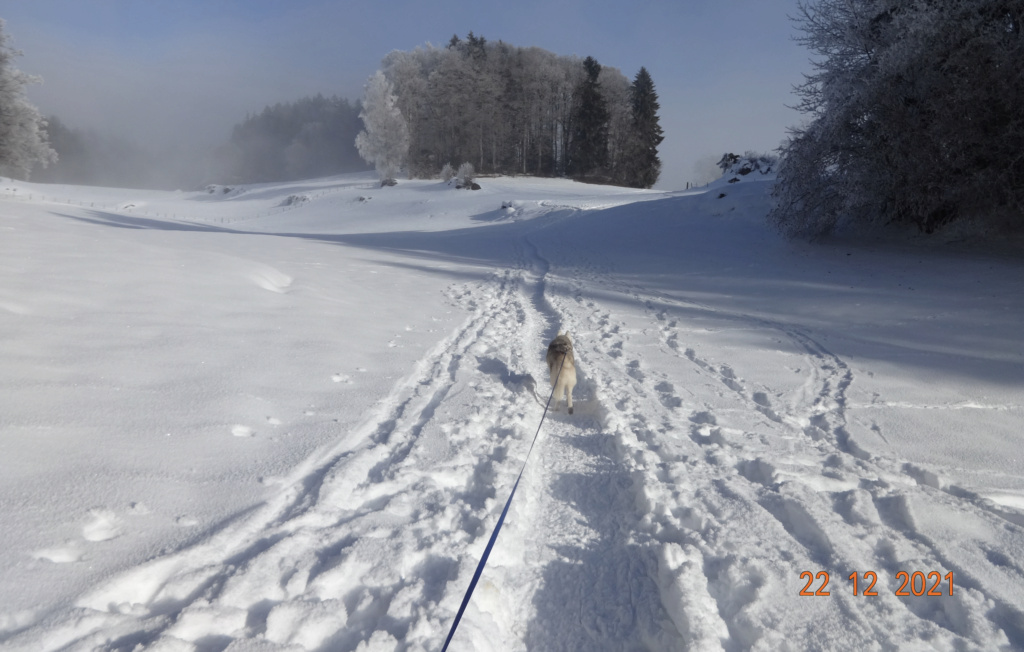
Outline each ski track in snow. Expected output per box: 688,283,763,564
4,183,1023,652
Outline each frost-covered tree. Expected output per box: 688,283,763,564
0,20,56,178
772,0,1024,237
380,36,645,184
440,162,455,182
455,161,474,188
355,71,410,185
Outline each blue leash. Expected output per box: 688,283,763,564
440,355,565,652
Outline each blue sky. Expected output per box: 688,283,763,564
1,0,809,189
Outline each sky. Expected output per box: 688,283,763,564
0,0,810,190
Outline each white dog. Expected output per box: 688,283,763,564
546,332,577,414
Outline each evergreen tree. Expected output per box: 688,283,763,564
0,20,56,178
567,56,609,179
466,31,487,60
624,66,663,188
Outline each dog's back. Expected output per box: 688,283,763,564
546,332,577,414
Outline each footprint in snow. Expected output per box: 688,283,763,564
627,360,646,382
32,542,85,563
331,374,352,384
126,502,150,516
83,508,123,542
266,416,282,425
656,381,683,408
690,410,717,425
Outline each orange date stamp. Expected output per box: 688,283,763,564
800,571,954,596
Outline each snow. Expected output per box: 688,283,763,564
1,171,1022,651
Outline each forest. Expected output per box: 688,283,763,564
375,33,662,187
25,34,663,190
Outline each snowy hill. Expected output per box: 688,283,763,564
1,173,1023,651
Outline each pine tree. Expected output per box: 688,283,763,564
624,66,663,188
567,56,609,179
0,20,56,178
355,71,410,185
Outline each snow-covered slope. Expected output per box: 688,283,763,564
1,172,1022,651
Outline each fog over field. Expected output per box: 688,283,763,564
3,0,806,190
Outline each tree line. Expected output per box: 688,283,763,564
29,116,170,188
368,33,663,187
31,96,370,188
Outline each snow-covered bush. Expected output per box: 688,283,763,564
717,152,777,177
440,162,455,182
455,162,475,188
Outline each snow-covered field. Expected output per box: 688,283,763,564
1,171,1022,651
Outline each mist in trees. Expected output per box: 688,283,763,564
30,116,167,187
378,34,663,187
214,94,368,184
32,95,368,189
772,0,1024,238
0,19,55,179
